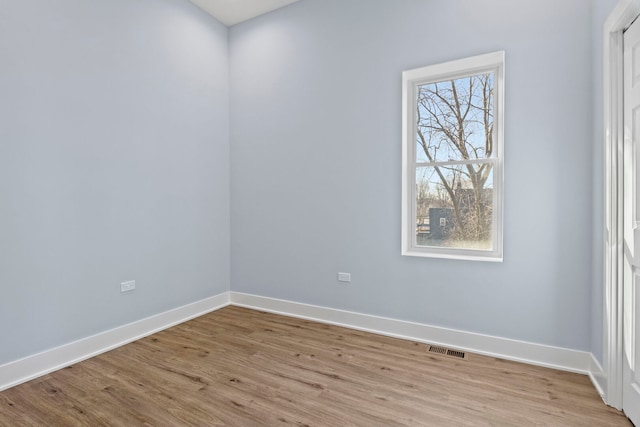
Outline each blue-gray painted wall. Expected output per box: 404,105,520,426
230,0,597,352
0,0,621,367
0,0,230,364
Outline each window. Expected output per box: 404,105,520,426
401,51,504,261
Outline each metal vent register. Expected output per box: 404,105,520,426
428,345,467,359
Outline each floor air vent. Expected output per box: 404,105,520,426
428,345,467,359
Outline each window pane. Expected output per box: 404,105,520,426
416,73,494,164
416,164,493,250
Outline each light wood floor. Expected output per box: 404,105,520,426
0,306,632,426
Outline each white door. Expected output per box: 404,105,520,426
623,15,640,426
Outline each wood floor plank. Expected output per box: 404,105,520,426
0,306,632,426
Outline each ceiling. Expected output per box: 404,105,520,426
189,0,301,26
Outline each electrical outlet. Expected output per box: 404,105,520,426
120,280,136,293
337,272,351,283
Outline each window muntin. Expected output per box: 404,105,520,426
402,52,504,261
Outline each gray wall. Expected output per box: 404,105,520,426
0,0,618,367
230,0,595,351
0,0,230,364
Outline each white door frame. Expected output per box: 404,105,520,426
604,0,640,410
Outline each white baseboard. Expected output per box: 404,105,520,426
230,292,593,374
588,353,608,402
0,290,605,395
0,292,231,392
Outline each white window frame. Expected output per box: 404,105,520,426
401,51,505,262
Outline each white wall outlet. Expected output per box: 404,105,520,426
120,280,136,293
337,272,351,283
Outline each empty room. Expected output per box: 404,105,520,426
1,0,639,425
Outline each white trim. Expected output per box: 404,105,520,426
0,290,606,395
230,292,591,374
590,353,608,401
603,0,640,409
0,292,231,392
